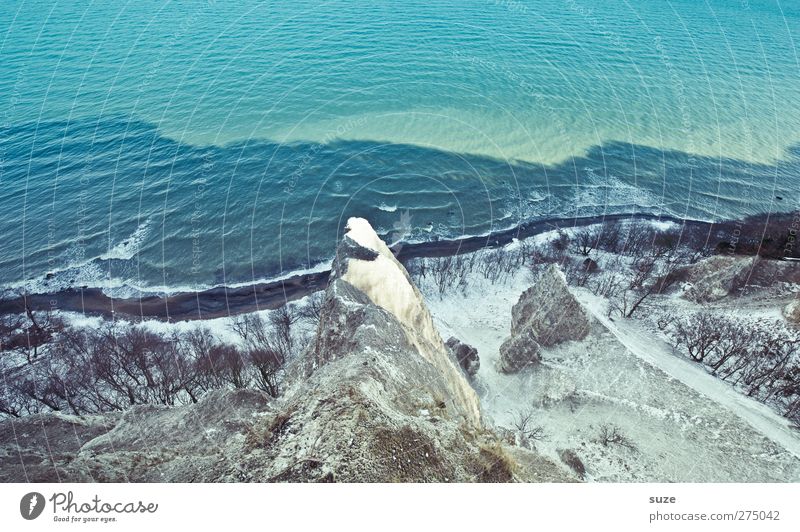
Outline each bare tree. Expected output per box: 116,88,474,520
596,220,623,254
597,423,636,450
509,408,547,449
249,347,284,397
231,313,289,397
705,323,756,374
0,380,29,417
572,226,602,256
668,314,800,428
590,255,627,298
422,254,474,295
671,312,724,363
564,257,599,287
0,303,64,364
608,244,685,318
297,291,325,326
270,305,300,358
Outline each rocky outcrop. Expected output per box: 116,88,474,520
324,217,482,426
558,449,586,479
681,255,759,303
784,297,800,326
498,265,590,373
0,218,573,482
0,412,118,482
446,337,480,378
0,388,274,482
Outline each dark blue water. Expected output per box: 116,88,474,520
1,0,798,295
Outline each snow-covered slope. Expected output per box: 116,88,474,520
575,288,800,460
425,261,800,481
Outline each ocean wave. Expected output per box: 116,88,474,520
6,257,336,300
570,170,665,213
528,192,548,203
97,258,334,298
4,208,716,301
4,221,152,296
377,203,398,213
98,220,151,261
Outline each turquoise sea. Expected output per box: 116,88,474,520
1,0,798,295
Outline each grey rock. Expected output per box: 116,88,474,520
498,328,542,373
499,264,591,373
681,255,759,302
445,337,480,378
0,412,118,482
784,297,800,326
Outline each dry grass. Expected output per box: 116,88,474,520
372,425,452,482
474,442,516,483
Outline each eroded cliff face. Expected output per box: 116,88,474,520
0,218,571,482
332,218,481,426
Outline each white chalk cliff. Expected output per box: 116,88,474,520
338,218,482,426
0,218,570,482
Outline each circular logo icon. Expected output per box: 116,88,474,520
20,492,45,520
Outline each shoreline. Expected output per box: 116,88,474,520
0,212,750,322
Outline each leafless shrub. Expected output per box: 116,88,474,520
477,247,524,285
271,305,300,356
297,291,325,326
671,312,724,363
607,243,687,318
738,332,798,400
0,303,65,363
669,313,800,426
656,311,676,331
564,257,599,287
249,347,284,398
572,226,602,256
411,254,474,296
0,380,34,418
509,408,548,449
526,242,564,278
589,255,627,298
550,230,570,256
596,220,623,254
597,423,636,450
784,391,800,430
0,307,305,419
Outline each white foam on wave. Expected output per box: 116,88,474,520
99,220,151,261
648,220,679,232
571,168,664,213
98,258,334,299
4,221,152,295
528,192,547,203
377,203,398,213
6,258,112,295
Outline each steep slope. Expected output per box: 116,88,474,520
333,217,481,426
426,263,800,482
576,289,800,461
0,218,570,482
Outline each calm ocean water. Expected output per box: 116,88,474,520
1,0,798,296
